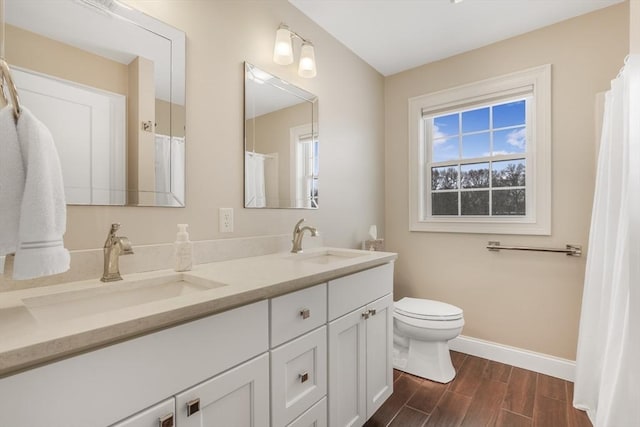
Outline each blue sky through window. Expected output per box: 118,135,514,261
462,107,489,133
433,113,458,138
462,132,490,158
431,99,526,161
494,126,526,154
493,100,525,128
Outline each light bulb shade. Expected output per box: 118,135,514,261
298,42,317,78
273,27,294,65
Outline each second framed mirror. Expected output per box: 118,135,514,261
244,63,318,209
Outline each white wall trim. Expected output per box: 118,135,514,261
449,335,576,381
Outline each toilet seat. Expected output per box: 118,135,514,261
394,297,463,321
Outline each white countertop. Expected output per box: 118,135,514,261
0,247,396,378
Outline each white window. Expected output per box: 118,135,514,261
409,65,551,235
290,124,319,209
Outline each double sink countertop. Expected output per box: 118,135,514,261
0,247,397,378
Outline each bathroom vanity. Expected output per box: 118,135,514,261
0,247,396,427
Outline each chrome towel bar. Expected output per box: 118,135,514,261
487,241,582,257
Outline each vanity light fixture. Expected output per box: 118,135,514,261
272,23,317,78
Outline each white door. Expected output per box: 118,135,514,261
365,294,394,418
328,308,366,427
110,398,175,427
12,67,126,205
176,353,270,427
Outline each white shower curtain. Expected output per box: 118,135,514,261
155,135,185,206
245,152,266,207
574,55,640,426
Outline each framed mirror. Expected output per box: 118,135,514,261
244,63,318,209
4,0,186,207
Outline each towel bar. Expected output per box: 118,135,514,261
487,241,582,257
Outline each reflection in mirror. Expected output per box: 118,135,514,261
4,0,186,207
244,63,318,209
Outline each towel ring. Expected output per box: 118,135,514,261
0,59,21,121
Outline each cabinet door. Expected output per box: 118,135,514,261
328,308,367,427
110,398,175,427
271,326,327,427
365,294,394,418
176,353,269,427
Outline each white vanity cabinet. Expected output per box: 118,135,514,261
0,301,269,427
0,259,395,427
327,264,394,427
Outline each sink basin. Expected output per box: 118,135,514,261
22,274,226,323
285,249,368,265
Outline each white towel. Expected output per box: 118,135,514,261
0,106,24,257
12,107,70,280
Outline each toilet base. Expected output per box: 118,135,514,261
393,339,456,383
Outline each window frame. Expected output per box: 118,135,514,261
408,65,551,235
290,123,319,209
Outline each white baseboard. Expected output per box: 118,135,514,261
449,335,576,381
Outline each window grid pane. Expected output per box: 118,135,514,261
427,98,528,218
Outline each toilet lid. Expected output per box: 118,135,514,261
395,297,463,321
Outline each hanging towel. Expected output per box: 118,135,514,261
0,106,25,257
12,107,69,280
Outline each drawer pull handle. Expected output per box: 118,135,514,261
369,309,377,316
300,308,311,319
186,398,200,417
299,371,309,383
159,413,174,427
362,311,370,319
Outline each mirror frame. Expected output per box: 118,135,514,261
243,62,319,209
5,0,186,207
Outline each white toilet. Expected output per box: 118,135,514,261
393,297,464,383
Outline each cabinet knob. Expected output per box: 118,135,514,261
361,311,370,319
299,371,309,383
369,308,377,316
300,308,311,319
159,413,174,427
186,398,200,417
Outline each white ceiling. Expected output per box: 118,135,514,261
289,0,624,76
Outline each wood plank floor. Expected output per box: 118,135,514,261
364,352,592,427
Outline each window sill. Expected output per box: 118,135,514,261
410,218,550,235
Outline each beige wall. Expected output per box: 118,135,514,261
127,57,157,205
632,0,640,53
156,99,186,138
62,0,385,252
5,24,128,96
384,3,629,360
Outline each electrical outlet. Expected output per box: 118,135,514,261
219,208,234,233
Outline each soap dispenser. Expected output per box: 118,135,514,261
174,224,193,272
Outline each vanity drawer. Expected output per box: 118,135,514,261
110,398,175,427
271,283,327,347
271,326,327,427
328,263,393,321
287,397,327,427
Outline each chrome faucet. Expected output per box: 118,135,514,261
101,223,134,282
291,218,319,253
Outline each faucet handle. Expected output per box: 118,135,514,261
294,218,306,229
110,223,121,233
